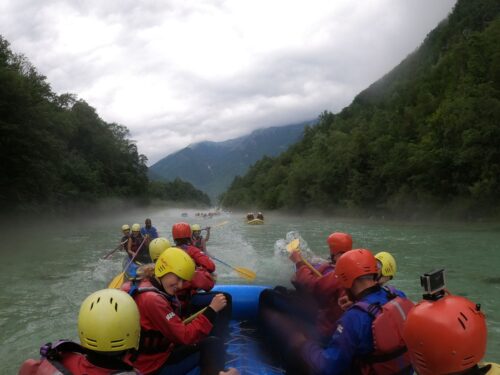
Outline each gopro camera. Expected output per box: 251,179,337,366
420,269,445,300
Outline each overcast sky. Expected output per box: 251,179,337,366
1,0,456,165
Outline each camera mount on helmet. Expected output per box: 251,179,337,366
420,268,446,301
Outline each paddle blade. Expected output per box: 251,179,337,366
108,272,125,289
234,266,256,281
286,239,300,253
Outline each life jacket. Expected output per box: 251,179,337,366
129,235,151,264
192,236,203,250
18,340,137,375
128,284,178,355
352,286,414,375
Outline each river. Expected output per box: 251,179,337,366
1,207,499,372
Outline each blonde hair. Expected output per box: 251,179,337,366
136,263,155,280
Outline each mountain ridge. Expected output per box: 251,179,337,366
149,121,315,199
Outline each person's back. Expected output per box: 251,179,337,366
19,289,141,375
292,249,413,375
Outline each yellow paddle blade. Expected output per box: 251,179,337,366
213,220,229,228
234,266,256,281
183,307,207,324
286,238,300,253
108,272,125,289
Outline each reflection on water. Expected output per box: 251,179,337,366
1,208,499,372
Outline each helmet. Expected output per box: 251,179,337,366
374,251,397,277
131,223,141,232
334,249,378,288
403,295,486,375
149,237,172,262
121,224,130,231
326,232,353,255
155,247,195,281
78,289,140,352
172,222,192,239
191,224,201,232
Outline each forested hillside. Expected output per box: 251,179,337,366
0,36,209,212
221,0,500,218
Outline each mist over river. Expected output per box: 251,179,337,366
1,208,499,372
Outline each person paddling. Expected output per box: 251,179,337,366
121,224,131,252
121,248,228,375
288,249,414,374
19,289,141,375
141,218,158,239
127,223,151,264
191,224,210,252
172,222,232,339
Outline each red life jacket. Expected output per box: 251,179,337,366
353,286,414,375
18,341,137,375
123,282,178,355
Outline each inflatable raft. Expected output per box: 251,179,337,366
247,219,264,225
213,285,285,374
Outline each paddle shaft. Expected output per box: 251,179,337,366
122,237,148,273
210,255,234,270
300,255,323,277
102,240,128,260
182,307,207,324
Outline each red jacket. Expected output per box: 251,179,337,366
123,279,214,375
293,263,345,339
19,351,137,375
182,244,215,272
292,261,334,294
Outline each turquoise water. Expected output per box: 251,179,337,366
1,208,499,373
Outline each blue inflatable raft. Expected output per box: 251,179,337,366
212,285,286,375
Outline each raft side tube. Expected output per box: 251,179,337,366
212,284,271,321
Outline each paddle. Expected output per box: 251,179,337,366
212,220,229,228
102,240,128,260
182,307,207,324
210,254,256,281
286,239,322,277
108,237,148,289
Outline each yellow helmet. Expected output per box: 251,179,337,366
375,251,397,277
149,237,172,262
191,224,201,232
121,224,130,231
131,223,141,232
78,289,140,352
155,247,195,281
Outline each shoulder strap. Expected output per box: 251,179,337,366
39,341,87,375
382,285,398,299
352,301,383,318
40,340,87,360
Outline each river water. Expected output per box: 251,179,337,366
1,208,499,373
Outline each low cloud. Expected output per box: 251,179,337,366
0,0,456,164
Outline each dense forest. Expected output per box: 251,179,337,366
0,36,210,213
221,0,500,219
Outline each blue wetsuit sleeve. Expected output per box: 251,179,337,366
140,227,146,236
152,227,159,238
299,309,374,375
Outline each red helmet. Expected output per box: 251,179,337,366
334,249,377,288
403,295,486,375
172,222,192,240
326,232,353,255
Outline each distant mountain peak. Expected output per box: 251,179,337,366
149,120,315,199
